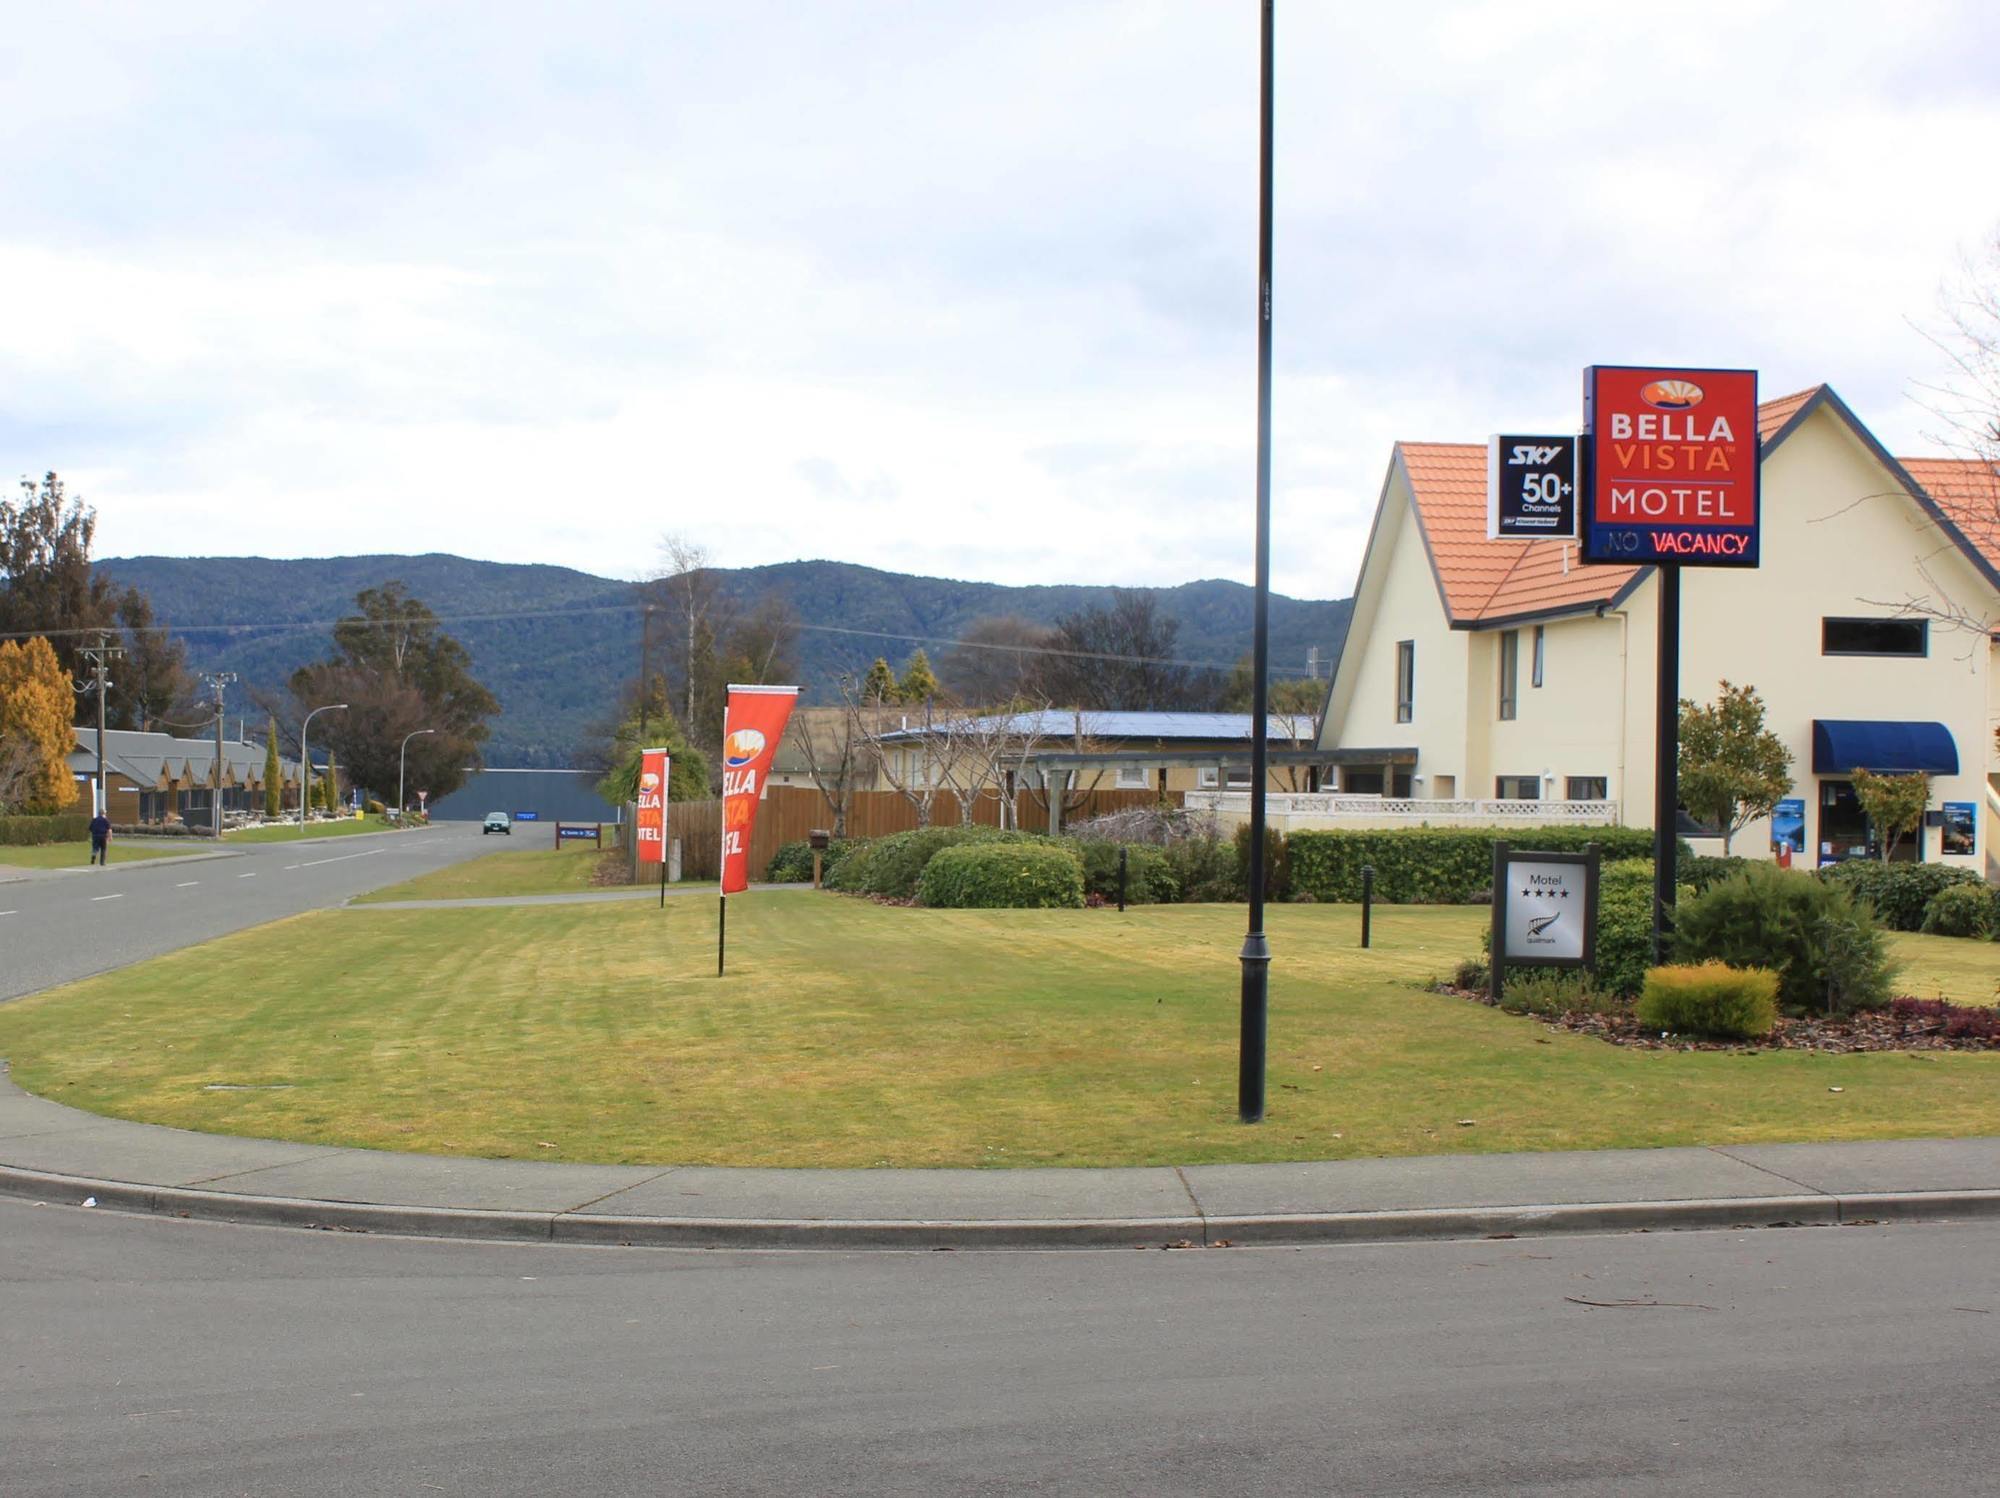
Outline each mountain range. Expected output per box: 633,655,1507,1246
96,554,1353,767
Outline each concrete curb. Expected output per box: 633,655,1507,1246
6,1161,1998,1251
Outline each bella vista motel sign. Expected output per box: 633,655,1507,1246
1581,365,1760,566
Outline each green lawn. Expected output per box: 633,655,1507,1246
2,897,1995,1169
1887,930,2000,1005
355,842,618,902
0,841,193,869
226,818,411,844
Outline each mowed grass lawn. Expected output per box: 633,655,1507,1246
226,819,412,844
0,841,192,869
3,895,1996,1168
355,841,613,902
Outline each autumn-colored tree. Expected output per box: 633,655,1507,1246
0,636,79,813
1678,681,1793,854
262,719,282,817
1852,768,1932,862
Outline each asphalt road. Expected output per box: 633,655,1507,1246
4,1202,1996,1496
0,825,497,1002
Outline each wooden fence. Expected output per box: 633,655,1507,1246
665,785,1180,882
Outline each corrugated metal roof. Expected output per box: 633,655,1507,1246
878,711,1308,742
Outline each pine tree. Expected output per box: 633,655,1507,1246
860,657,897,703
0,637,77,814
898,649,939,704
262,718,282,818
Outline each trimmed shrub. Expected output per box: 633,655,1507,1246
1919,883,1995,940
765,837,853,885
917,842,1086,909
1069,840,1177,905
827,826,1044,899
1231,823,1292,901
1673,863,1894,1016
1289,825,1666,904
1682,855,1749,893
0,813,91,847
1820,860,1984,932
1636,962,1779,1040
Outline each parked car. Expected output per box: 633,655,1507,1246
483,812,512,835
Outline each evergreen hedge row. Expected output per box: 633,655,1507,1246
0,813,91,847
916,842,1086,910
1289,825,1664,903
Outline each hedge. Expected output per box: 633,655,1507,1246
1290,825,1666,904
1819,861,1985,932
0,813,91,847
917,842,1086,909
1070,840,1177,905
765,837,854,884
827,826,1048,900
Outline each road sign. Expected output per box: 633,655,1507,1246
1487,434,1578,539
1581,365,1760,566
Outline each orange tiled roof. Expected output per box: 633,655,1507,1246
1399,389,1826,625
1898,456,2000,573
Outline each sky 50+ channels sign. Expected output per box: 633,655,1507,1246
1581,366,1759,567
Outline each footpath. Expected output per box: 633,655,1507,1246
3,1065,1996,1251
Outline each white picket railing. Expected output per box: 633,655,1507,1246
1183,792,1620,824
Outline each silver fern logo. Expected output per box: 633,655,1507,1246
1526,911,1562,940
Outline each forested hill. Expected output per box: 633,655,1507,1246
97,554,1352,768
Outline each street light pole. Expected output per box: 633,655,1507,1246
300,704,348,829
1238,0,1276,1124
398,728,436,819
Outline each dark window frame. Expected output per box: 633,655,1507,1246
1395,640,1415,723
1498,630,1519,720
1496,774,1541,801
1821,616,1928,658
1531,625,1545,688
1565,775,1608,801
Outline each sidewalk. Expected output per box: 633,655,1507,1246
2,1065,1995,1250
0,848,242,885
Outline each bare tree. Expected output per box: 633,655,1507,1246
787,707,862,836
939,616,1056,703
1018,710,1109,828
650,534,726,728
841,672,963,828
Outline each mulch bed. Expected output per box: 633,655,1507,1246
1436,985,2000,1054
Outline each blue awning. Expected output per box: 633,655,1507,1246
1811,720,1958,776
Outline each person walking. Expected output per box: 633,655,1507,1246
88,809,112,866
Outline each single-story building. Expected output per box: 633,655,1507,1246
66,728,306,824
1316,383,2000,876
427,768,623,825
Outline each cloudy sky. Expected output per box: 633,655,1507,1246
6,1,1997,599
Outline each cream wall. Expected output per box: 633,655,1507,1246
1469,609,1634,808
1323,471,1468,795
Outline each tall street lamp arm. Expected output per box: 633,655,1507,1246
299,704,349,830
398,728,437,818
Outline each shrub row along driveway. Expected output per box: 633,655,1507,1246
0,895,1992,1169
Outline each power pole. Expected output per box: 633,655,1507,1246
76,635,125,817
200,672,237,838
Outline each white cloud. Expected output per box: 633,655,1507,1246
4,0,1996,600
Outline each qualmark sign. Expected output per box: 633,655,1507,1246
1490,843,1600,998
1581,366,1759,567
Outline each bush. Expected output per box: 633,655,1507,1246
1636,962,1779,1040
1890,997,2000,1041
0,813,91,847
1289,825,1666,904
1682,854,1749,893
1674,864,1894,1016
827,826,1045,899
1161,825,1238,902
917,842,1086,909
365,799,386,815
765,837,853,885
1495,968,1621,1018
1069,840,1178,905
1820,860,1984,932
1231,823,1292,901
1919,883,1995,940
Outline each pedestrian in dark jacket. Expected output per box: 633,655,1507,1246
88,811,112,866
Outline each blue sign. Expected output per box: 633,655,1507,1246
557,824,598,841
1770,798,1805,854
1942,802,1976,857
514,810,540,821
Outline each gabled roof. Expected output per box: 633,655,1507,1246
1393,384,1999,628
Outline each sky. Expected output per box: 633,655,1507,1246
6,0,1998,601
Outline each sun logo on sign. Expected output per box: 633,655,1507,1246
1639,378,1704,411
724,729,766,767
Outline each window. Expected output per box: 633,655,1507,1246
1496,775,1540,800
1498,630,1519,720
1344,770,1385,795
1531,625,1545,688
1566,776,1608,801
1197,767,1220,789
1822,617,1927,657
1395,640,1415,723
1224,767,1253,789
1115,765,1150,789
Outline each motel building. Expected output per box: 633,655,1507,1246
1240,384,1998,879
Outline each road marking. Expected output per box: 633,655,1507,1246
284,864,303,871
300,850,383,868
91,893,124,902
238,872,257,879
0,911,15,917
176,881,200,888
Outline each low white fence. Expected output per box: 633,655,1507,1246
1184,792,1621,827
